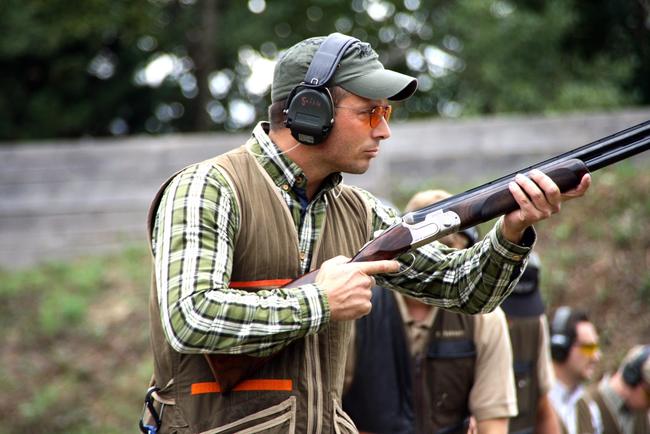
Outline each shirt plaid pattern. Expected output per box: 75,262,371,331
152,122,533,356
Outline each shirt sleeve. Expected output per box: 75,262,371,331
359,188,534,314
469,308,519,421
151,162,329,356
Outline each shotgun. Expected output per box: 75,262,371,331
206,119,650,393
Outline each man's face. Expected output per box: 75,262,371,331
316,92,392,175
565,321,600,383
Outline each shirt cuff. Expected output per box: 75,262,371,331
472,402,519,421
296,283,330,335
490,216,536,263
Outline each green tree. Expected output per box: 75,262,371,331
0,0,647,141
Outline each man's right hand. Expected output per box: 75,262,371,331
315,256,400,321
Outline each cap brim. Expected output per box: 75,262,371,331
340,69,417,101
500,291,546,317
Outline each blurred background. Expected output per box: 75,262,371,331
0,0,649,433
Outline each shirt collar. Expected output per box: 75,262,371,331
249,122,342,195
552,380,586,405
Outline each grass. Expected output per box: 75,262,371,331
0,245,152,434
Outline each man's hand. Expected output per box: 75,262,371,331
315,255,399,321
502,169,591,244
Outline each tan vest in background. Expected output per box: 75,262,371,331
147,145,373,433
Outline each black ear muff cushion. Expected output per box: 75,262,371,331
622,346,650,386
550,307,573,362
285,87,333,145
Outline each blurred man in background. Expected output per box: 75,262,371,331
343,189,517,434
500,252,561,434
589,344,650,434
548,307,602,434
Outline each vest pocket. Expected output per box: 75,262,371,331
200,396,296,434
512,360,533,418
423,339,476,427
333,399,359,434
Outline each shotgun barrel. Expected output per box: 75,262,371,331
205,119,650,392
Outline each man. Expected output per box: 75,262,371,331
589,344,650,434
142,33,590,434
548,307,602,434
500,252,562,434
343,189,518,434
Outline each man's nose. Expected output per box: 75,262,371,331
373,117,391,140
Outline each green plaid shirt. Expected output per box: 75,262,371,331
151,122,533,356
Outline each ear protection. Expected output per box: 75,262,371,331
550,306,574,362
622,345,650,386
284,33,359,145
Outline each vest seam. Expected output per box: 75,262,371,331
305,335,315,434
211,161,242,241
313,333,324,434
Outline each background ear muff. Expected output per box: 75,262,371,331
622,345,650,386
284,33,358,145
550,306,573,362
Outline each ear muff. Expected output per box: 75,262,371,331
622,346,650,387
550,306,573,362
284,33,358,145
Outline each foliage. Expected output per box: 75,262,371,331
0,0,648,140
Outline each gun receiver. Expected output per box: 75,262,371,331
205,119,650,393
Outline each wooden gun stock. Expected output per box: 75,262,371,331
204,120,650,393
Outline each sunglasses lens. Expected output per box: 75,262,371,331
369,110,380,128
370,106,392,128
578,343,599,356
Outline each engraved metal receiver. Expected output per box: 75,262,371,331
401,209,461,248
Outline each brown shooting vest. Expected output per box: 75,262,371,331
146,145,372,433
555,397,596,434
591,386,650,434
506,316,541,434
415,309,476,434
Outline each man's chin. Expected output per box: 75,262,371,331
344,164,371,175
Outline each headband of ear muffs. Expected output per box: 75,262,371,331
550,306,574,362
284,33,359,145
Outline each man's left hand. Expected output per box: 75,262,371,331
501,169,591,244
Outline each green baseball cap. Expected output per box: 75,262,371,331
271,34,418,103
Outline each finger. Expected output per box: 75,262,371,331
562,173,591,199
353,260,400,275
324,255,351,266
529,169,561,207
509,178,533,212
514,173,549,212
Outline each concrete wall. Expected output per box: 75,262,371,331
1,108,649,269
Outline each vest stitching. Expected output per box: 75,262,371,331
306,335,315,434
313,333,324,434
210,160,242,241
